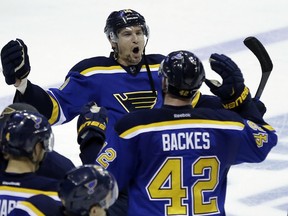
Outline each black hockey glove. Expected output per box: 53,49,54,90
205,53,251,110
77,102,108,146
1,38,30,85
77,102,108,164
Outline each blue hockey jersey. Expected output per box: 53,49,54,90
8,194,63,216
95,105,277,216
15,53,165,141
0,172,60,216
0,151,75,181
13,52,226,151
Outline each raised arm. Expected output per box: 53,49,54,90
1,39,54,119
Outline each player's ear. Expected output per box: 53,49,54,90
89,206,105,216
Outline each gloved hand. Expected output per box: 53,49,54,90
77,102,108,146
1,38,30,85
205,53,251,109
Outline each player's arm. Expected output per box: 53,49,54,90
1,39,54,119
205,54,277,162
13,80,54,119
81,105,133,216
229,115,277,164
205,53,265,124
77,102,108,164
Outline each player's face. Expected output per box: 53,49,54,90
116,26,145,66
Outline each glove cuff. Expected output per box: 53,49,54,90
222,86,251,109
15,78,28,94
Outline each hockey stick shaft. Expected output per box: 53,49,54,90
243,36,273,100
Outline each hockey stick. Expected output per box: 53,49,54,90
243,36,273,100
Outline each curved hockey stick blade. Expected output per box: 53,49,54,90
244,36,273,100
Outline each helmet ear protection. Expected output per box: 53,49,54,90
159,50,205,98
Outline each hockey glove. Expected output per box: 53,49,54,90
205,53,251,110
1,38,30,85
77,101,108,146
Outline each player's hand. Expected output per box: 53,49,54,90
77,102,108,145
1,38,30,85
205,53,251,109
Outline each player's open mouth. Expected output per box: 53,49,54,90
133,47,139,54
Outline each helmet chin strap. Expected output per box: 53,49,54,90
111,41,119,60
142,39,156,97
113,47,118,60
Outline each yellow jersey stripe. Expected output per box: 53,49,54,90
48,94,60,125
81,64,161,76
191,91,201,108
120,119,244,139
15,201,45,216
0,186,60,201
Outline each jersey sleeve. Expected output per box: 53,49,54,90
95,132,138,191
234,120,277,164
13,80,53,120
13,56,111,125
46,71,101,125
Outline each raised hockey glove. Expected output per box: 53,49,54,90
77,102,108,146
205,53,251,110
1,38,30,85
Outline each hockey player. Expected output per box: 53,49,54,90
0,109,60,215
0,9,164,154
94,50,277,215
8,164,118,216
0,9,225,164
0,103,75,179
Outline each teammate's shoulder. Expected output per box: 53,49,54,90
115,108,163,134
195,93,223,109
36,150,75,180
25,194,59,205
198,107,243,121
69,55,116,73
115,106,244,133
16,194,62,216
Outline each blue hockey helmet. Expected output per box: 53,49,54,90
104,9,149,41
0,103,38,135
158,50,205,98
58,164,118,215
1,110,54,158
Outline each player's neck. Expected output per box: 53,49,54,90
5,158,37,173
164,94,192,106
